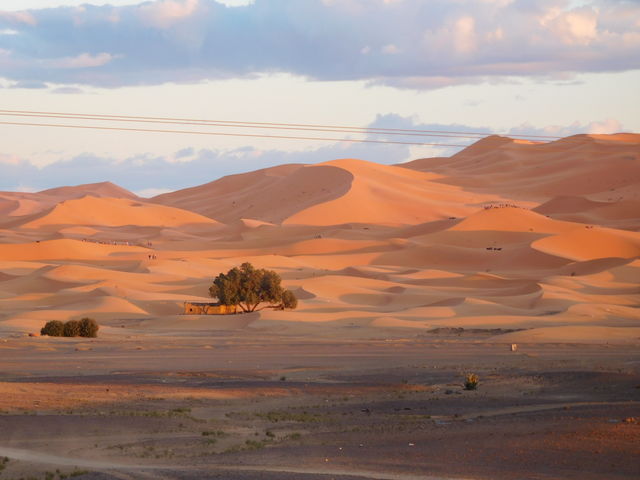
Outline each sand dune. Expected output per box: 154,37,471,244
533,197,640,230
0,182,138,221
0,194,44,218
39,181,137,200
532,227,640,261
154,158,506,226
534,196,612,215
403,134,640,203
0,134,638,344
0,239,148,261
285,159,498,226
20,196,218,229
450,206,577,234
152,163,354,224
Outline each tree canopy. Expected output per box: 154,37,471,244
209,262,298,313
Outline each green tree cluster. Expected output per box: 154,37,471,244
41,317,99,338
209,262,298,313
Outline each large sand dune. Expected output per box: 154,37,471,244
404,134,640,218
0,134,638,344
0,182,138,220
21,196,219,229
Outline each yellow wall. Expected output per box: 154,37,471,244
183,302,237,315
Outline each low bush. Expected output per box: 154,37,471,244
78,317,99,338
41,318,99,338
41,320,64,337
281,290,298,310
464,373,479,390
63,320,81,337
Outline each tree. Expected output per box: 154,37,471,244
209,262,297,313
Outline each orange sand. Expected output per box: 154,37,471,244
1,134,638,344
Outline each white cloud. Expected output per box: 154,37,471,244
587,118,623,134
135,187,173,197
14,184,38,193
453,16,477,54
0,1,145,9
138,0,201,29
213,0,254,6
381,43,400,55
0,0,639,89
509,118,625,137
0,153,23,166
49,52,117,69
0,11,37,26
551,7,599,45
486,27,504,42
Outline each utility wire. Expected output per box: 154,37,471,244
0,111,486,140
0,121,472,147
0,108,560,141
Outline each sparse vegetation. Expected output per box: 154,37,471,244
0,456,9,474
256,410,325,423
63,320,81,338
464,373,480,390
281,289,298,310
209,262,297,312
247,439,269,449
171,407,191,414
40,320,64,337
40,318,99,338
78,317,99,338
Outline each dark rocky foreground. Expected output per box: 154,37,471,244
0,337,638,480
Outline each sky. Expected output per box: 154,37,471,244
0,0,639,196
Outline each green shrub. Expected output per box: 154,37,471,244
281,290,298,310
41,320,64,337
78,317,99,338
63,320,81,337
41,318,99,338
464,373,479,390
244,439,267,450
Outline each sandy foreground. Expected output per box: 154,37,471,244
0,134,639,479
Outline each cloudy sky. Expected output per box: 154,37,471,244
1,0,638,196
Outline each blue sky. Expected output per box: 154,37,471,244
0,0,638,196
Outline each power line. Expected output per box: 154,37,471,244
0,120,472,147
0,111,485,141
0,108,561,141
